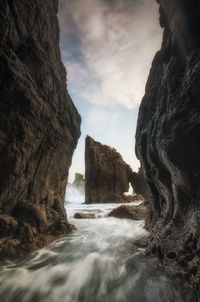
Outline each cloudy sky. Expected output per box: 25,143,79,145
58,0,162,183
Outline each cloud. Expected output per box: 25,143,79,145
87,107,110,125
58,0,162,109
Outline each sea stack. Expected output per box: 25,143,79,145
0,0,81,259
136,0,200,286
85,136,146,203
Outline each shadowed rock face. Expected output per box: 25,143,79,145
129,168,148,199
85,136,145,203
0,0,81,259
136,0,200,288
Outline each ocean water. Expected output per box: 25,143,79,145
0,188,184,302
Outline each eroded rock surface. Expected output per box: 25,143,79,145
74,213,96,219
0,0,81,259
129,168,148,199
85,136,144,203
108,203,147,220
124,194,145,203
136,0,200,292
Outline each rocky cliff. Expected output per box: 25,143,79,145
136,0,200,291
129,168,148,198
0,0,81,259
85,136,145,203
72,173,85,194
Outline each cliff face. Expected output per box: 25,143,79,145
85,136,130,203
129,168,148,199
85,136,144,203
0,0,81,259
136,0,200,287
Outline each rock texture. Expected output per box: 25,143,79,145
74,213,96,219
108,202,147,220
124,194,145,203
129,168,148,199
136,0,200,294
0,0,81,259
85,136,144,203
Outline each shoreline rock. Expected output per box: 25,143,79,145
0,0,81,260
74,213,96,219
108,202,147,220
85,136,147,204
123,194,144,203
136,0,200,296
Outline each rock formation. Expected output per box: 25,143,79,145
124,194,144,203
108,202,147,220
129,168,149,199
85,136,145,203
74,213,96,219
72,173,85,194
0,0,81,259
136,0,200,292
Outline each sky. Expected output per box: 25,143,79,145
58,0,162,183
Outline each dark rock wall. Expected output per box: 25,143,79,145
85,136,146,203
136,0,200,287
0,0,81,258
129,168,148,199
85,136,132,203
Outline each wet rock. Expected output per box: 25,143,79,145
151,246,157,255
190,267,197,276
135,0,200,290
178,261,188,269
192,239,197,250
167,252,177,260
184,254,194,262
74,213,96,219
157,246,164,260
184,246,193,254
124,194,145,203
85,136,147,203
196,250,200,257
108,203,147,220
0,215,18,237
0,0,81,260
179,250,187,256
133,236,149,248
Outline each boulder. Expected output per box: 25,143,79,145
124,194,145,203
74,213,96,219
108,203,147,220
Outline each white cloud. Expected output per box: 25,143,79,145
58,0,162,181
87,107,109,125
59,0,162,109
